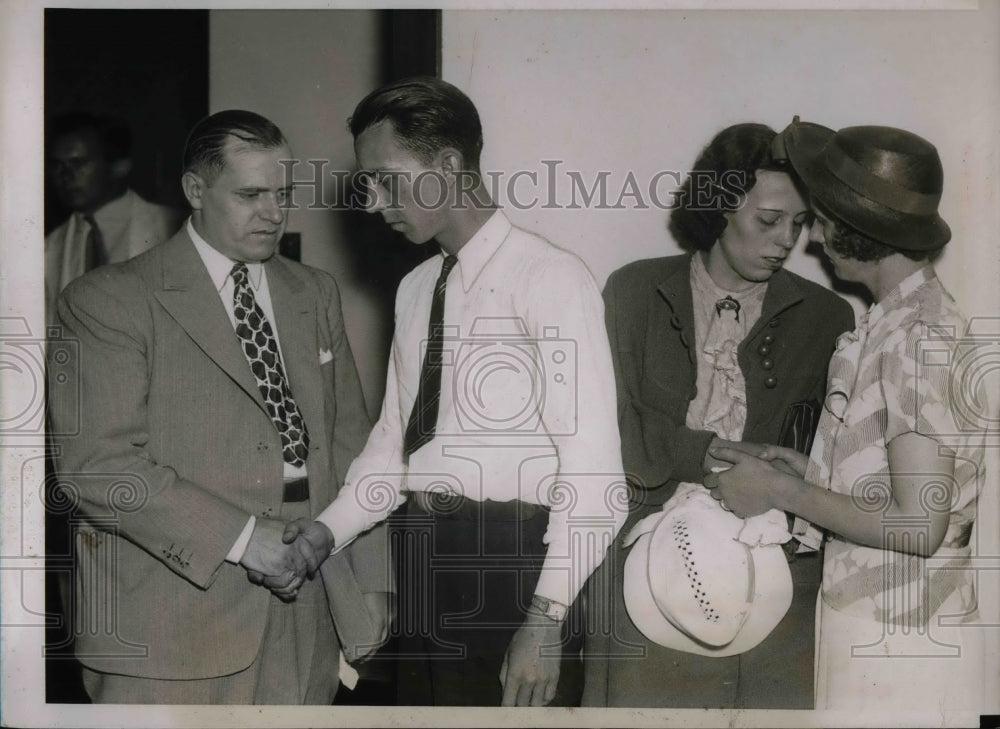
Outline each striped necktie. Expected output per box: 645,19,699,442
403,254,458,457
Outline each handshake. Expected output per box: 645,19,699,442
239,518,334,601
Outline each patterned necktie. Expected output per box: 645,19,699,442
403,254,458,457
83,214,109,271
231,262,310,467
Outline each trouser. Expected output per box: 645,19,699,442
81,499,340,704
393,495,584,706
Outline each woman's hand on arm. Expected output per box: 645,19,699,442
704,446,791,517
709,435,955,557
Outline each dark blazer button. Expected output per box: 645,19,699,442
761,358,774,370
765,376,778,389
763,333,775,344
757,343,771,356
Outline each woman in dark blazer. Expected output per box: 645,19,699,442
582,123,855,708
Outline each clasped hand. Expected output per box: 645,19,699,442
703,444,807,518
240,518,334,601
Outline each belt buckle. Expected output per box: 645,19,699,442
283,477,310,503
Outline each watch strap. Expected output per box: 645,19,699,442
529,594,568,623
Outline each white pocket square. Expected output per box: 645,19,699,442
319,348,333,364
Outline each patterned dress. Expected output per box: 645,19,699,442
806,266,987,710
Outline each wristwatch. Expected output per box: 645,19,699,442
529,594,568,623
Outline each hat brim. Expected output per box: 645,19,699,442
623,530,793,657
782,119,836,174
794,137,951,251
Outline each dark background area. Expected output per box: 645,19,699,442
44,7,440,706
44,9,209,232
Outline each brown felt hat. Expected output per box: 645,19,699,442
774,117,951,251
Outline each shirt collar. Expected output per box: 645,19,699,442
75,188,133,228
187,218,264,292
866,265,935,329
450,210,510,292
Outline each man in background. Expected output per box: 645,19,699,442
45,112,184,324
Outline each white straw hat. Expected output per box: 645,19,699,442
623,484,792,656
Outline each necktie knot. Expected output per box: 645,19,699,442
437,255,458,294
82,214,109,271
231,262,250,288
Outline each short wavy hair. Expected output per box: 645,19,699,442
818,201,942,263
669,123,796,252
349,76,484,171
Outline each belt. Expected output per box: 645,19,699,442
283,477,310,503
409,492,546,521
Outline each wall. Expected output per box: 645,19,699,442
44,9,209,220
442,6,1000,718
442,8,999,323
210,9,389,415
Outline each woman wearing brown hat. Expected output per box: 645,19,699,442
582,123,855,709
708,121,987,711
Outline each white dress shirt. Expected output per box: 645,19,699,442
45,188,180,325
187,219,307,562
317,211,627,606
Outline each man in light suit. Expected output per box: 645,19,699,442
45,113,184,326
47,110,390,704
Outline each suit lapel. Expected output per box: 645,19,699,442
153,232,269,416
656,254,697,365
748,269,804,343
740,269,805,436
266,257,330,497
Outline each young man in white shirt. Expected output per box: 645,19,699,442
284,77,627,706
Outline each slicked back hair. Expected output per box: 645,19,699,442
349,77,484,171
183,110,287,183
